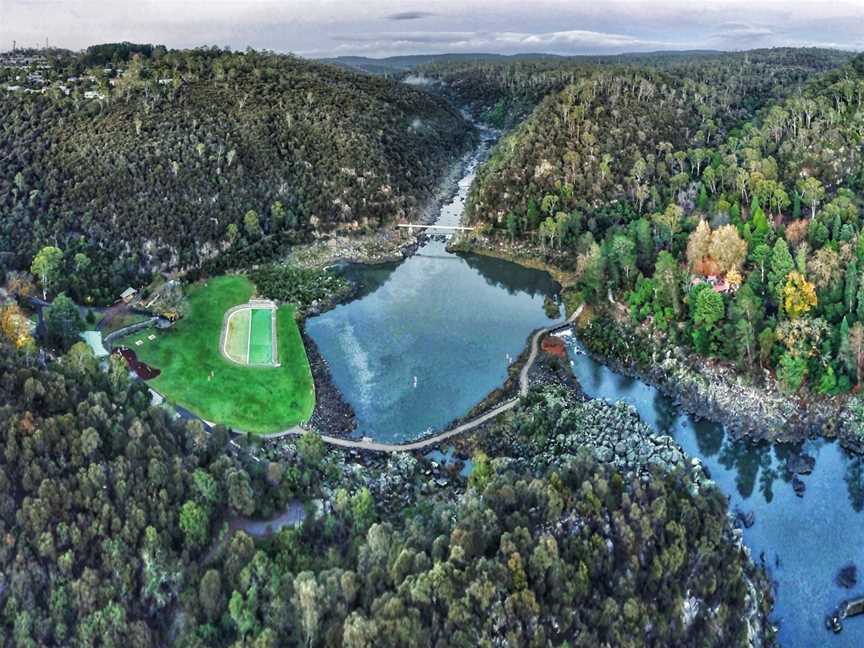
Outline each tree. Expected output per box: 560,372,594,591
808,247,841,291
297,431,326,470
709,225,748,275
541,193,559,217
686,220,712,273
0,304,34,349
797,177,825,218
610,234,637,288
31,246,64,299
634,218,654,273
351,488,375,533
576,243,606,303
778,352,807,394
768,239,794,306
783,272,817,319
506,212,519,243
735,318,757,370
693,287,725,329
243,209,262,238
179,501,209,547
44,293,83,350
73,253,92,274
271,200,287,229
850,323,864,384
227,468,255,516
653,204,683,247
198,570,224,622
226,222,239,244
468,451,494,492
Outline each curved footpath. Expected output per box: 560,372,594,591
261,304,584,453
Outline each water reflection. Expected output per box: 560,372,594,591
460,252,562,298
565,339,864,647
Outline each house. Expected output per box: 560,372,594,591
120,287,138,304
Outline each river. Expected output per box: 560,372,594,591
306,132,563,443
305,135,864,647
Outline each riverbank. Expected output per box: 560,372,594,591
576,313,864,454
289,132,483,272
454,234,864,454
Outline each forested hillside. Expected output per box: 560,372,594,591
461,51,864,402
0,46,472,303
422,48,855,127
0,342,299,646
0,336,766,646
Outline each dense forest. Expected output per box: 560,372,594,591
0,45,472,304
0,337,766,646
452,50,864,401
421,48,856,127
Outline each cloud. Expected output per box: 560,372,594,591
386,11,435,21
323,28,692,57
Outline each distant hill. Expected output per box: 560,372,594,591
319,52,569,75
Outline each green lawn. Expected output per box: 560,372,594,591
249,308,274,365
124,275,314,434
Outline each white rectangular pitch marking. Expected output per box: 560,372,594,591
246,307,253,364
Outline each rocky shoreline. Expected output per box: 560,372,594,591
578,318,864,454
459,236,864,455
301,331,357,438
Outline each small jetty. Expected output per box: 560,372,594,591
826,595,864,633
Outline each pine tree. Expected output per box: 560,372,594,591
768,239,794,308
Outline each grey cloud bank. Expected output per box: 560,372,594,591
3,0,863,57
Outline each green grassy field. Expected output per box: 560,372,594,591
249,308,273,365
124,275,314,434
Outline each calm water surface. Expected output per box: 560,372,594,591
306,136,864,647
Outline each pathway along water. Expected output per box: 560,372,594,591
305,129,864,647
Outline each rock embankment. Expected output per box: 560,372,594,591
529,393,713,492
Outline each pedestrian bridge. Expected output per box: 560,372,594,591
397,223,477,236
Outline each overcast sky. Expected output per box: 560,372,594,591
3,0,863,58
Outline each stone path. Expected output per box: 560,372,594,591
259,303,584,453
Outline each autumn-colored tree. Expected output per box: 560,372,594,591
5,272,36,297
686,220,712,273
783,272,817,319
784,219,809,247
709,224,748,275
0,304,34,349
